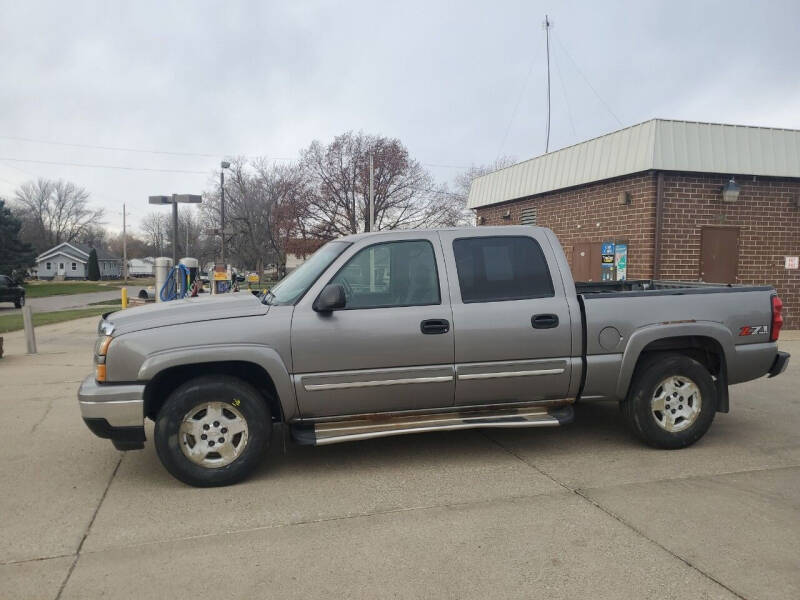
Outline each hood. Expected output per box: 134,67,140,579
106,293,269,335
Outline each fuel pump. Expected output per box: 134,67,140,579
156,257,199,301
211,264,232,295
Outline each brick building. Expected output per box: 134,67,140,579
469,119,800,328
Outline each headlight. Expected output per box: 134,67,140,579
94,335,113,382
95,335,113,357
97,318,115,336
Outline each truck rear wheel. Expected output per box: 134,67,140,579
622,353,717,449
154,375,271,487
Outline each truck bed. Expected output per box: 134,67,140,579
575,279,773,297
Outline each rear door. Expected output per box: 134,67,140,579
438,229,573,406
291,232,455,418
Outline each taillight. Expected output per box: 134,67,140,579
771,295,783,342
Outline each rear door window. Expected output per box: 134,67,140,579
452,236,554,303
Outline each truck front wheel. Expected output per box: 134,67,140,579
622,353,717,449
154,375,272,487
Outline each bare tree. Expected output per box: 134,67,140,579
202,158,308,277
451,156,517,225
139,211,170,256
300,132,463,236
12,178,104,252
75,223,109,250
107,232,150,259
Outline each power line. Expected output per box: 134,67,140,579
0,134,472,170
552,32,623,128
0,157,209,174
0,134,267,160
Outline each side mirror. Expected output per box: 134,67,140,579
313,284,346,313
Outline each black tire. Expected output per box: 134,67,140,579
14,295,24,308
154,375,272,487
622,352,717,449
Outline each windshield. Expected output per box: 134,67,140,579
263,241,350,305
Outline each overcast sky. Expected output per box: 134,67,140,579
1,0,799,233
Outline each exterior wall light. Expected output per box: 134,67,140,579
721,178,740,203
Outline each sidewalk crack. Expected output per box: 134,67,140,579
54,453,123,600
481,431,747,600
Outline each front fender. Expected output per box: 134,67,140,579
615,321,735,399
138,343,299,421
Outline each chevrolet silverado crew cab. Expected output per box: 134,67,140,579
78,227,790,487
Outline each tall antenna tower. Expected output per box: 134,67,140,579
543,14,552,153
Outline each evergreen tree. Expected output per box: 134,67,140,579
87,247,100,280
0,198,36,280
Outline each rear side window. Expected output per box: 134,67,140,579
453,236,554,303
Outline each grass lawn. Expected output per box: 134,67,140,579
25,281,119,298
0,307,113,333
23,279,155,298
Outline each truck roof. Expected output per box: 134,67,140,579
338,225,544,242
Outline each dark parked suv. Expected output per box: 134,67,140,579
0,275,25,308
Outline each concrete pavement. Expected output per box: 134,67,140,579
0,317,798,599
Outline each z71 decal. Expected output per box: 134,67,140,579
739,325,769,336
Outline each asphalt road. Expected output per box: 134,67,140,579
0,290,122,314
1,317,798,599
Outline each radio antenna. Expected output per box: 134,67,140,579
543,14,553,153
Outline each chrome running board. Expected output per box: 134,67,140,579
291,404,574,446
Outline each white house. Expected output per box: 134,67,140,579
128,257,155,277
34,242,121,280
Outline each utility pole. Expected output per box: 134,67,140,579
220,161,230,268
544,14,552,153
171,197,179,267
122,203,128,283
368,153,375,232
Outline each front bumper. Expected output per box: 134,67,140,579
78,375,146,450
768,351,790,378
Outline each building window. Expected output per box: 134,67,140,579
520,207,537,226
452,236,554,303
46,262,51,270
59,263,64,271
71,262,77,271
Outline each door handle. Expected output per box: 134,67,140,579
531,314,559,329
420,319,450,334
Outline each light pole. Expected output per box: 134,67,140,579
148,194,203,266
220,161,230,268
122,203,128,284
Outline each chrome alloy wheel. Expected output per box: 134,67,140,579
651,376,702,433
179,402,249,468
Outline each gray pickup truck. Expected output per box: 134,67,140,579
78,226,789,487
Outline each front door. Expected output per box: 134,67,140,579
439,230,574,407
700,226,739,283
291,234,455,418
